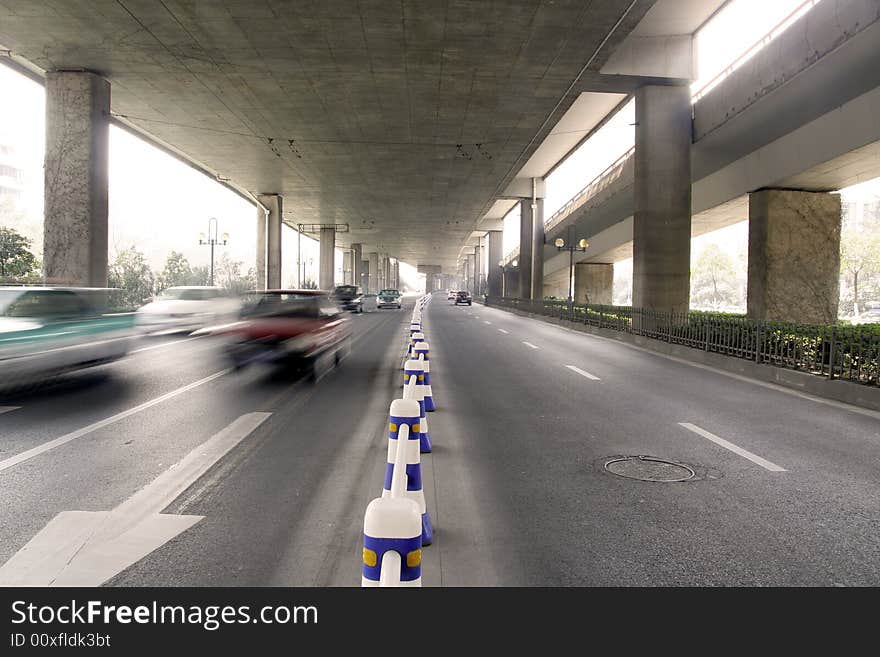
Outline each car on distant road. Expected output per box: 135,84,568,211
0,286,134,389
220,290,351,380
332,285,364,313
852,306,880,325
454,290,472,306
377,288,402,309
135,286,240,334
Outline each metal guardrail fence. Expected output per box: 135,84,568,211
488,297,880,387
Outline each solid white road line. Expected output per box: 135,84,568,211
678,422,786,472
498,329,509,334
565,365,600,381
0,406,21,415
522,342,539,350
0,412,271,586
131,336,200,353
0,369,230,474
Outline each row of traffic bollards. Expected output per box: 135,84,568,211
362,294,435,587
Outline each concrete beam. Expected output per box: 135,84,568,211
43,71,109,287
501,177,546,200
600,35,694,80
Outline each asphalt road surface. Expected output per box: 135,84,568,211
1,298,879,586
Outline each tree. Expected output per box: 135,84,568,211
108,246,155,310
213,253,255,294
157,251,193,292
0,226,39,280
690,244,743,311
839,219,880,317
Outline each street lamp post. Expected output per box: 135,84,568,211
199,217,229,286
553,226,589,314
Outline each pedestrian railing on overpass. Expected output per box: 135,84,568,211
488,297,880,387
543,146,635,235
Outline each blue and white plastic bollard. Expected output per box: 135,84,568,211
382,398,432,545
413,342,434,412
403,360,432,454
362,421,422,587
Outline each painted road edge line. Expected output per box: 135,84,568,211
565,365,600,381
522,342,539,349
0,406,21,415
678,422,786,472
0,369,230,474
131,336,200,354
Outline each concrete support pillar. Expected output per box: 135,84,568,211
342,250,352,285
486,231,503,298
747,189,841,324
361,259,370,292
258,194,283,289
368,252,379,294
467,253,476,294
473,240,482,296
255,206,267,291
319,226,335,290
632,84,692,313
351,243,363,290
574,263,613,306
391,259,400,289
43,71,110,287
518,200,533,299
531,200,544,299
517,194,544,300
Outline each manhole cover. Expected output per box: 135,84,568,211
604,456,695,482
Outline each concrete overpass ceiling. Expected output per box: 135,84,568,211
513,91,628,180
0,0,657,271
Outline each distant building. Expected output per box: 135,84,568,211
0,141,24,203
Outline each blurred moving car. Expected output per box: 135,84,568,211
447,290,456,301
377,288,402,309
221,290,351,379
852,305,880,325
332,285,363,313
136,286,240,334
0,286,134,389
454,290,472,306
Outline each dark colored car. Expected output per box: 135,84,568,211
377,289,402,309
332,285,364,313
221,290,351,379
454,290,472,306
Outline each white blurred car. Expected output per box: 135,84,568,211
136,286,240,334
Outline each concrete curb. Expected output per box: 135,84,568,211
481,301,880,413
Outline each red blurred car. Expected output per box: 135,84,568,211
221,290,351,379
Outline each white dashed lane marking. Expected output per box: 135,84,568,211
678,422,786,472
564,365,600,381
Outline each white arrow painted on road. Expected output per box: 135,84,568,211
0,412,271,586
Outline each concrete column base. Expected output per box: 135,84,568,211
747,189,841,324
575,263,613,305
